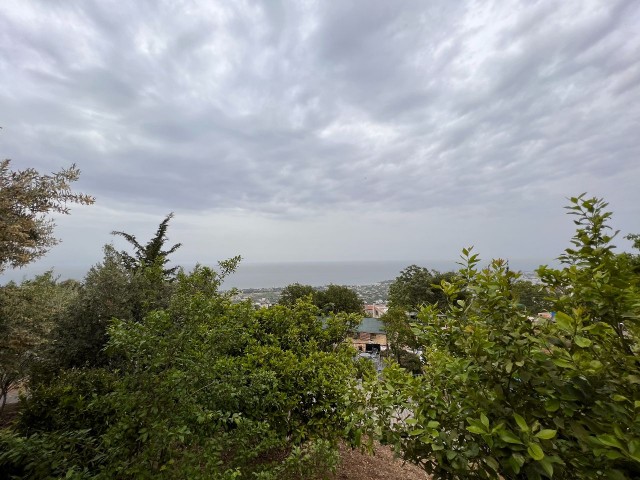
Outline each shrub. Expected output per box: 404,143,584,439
0,272,78,415
371,195,640,479
6,264,369,478
0,429,99,480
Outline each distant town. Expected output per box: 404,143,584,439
230,272,540,312
233,279,394,309
233,271,542,310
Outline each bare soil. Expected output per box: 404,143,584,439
331,442,430,480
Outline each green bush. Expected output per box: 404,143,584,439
0,272,78,414
0,428,99,480
6,264,369,478
371,195,640,479
17,369,118,436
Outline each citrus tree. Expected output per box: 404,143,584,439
372,195,640,479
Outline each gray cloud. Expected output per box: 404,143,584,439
1,0,639,268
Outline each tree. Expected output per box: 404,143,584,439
316,284,364,315
512,279,552,314
388,265,453,311
541,195,639,353
384,266,456,365
279,283,364,315
371,195,640,479
381,306,420,352
0,159,94,273
111,213,181,277
278,283,317,308
623,233,640,274
0,272,77,414
42,246,136,373
110,214,183,324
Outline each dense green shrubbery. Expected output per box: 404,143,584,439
17,369,118,436
0,428,100,479
0,272,78,413
2,263,370,479
42,247,136,373
371,196,640,479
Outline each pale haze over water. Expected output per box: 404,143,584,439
1,259,555,289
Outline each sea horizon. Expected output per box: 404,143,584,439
1,258,558,290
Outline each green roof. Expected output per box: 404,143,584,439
356,318,386,334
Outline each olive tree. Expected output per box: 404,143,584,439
0,272,77,415
0,159,94,273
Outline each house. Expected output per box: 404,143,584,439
351,317,387,353
364,303,388,318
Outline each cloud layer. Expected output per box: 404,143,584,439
1,0,639,271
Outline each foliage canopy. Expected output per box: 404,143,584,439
111,213,181,277
1,261,370,478
279,283,363,315
371,194,640,479
387,265,453,311
0,272,78,413
0,159,94,273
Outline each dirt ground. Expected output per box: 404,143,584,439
331,442,430,480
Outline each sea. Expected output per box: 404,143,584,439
1,259,554,289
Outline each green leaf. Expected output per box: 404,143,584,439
605,450,624,460
552,357,575,369
545,399,560,412
528,443,545,461
485,456,499,471
535,429,557,440
555,312,574,332
539,457,554,478
629,375,640,385
480,413,489,429
467,426,486,435
589,360,603,370
506,456,522,474
597,434,624,449
622,440,640,462
574,336,591,348
612,395,628,402
608,470,629,480
505,360,513,373
500,430,524,445
514,413,529,432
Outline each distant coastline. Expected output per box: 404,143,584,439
1,258,554,289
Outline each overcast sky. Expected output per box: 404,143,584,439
1,0,639,278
